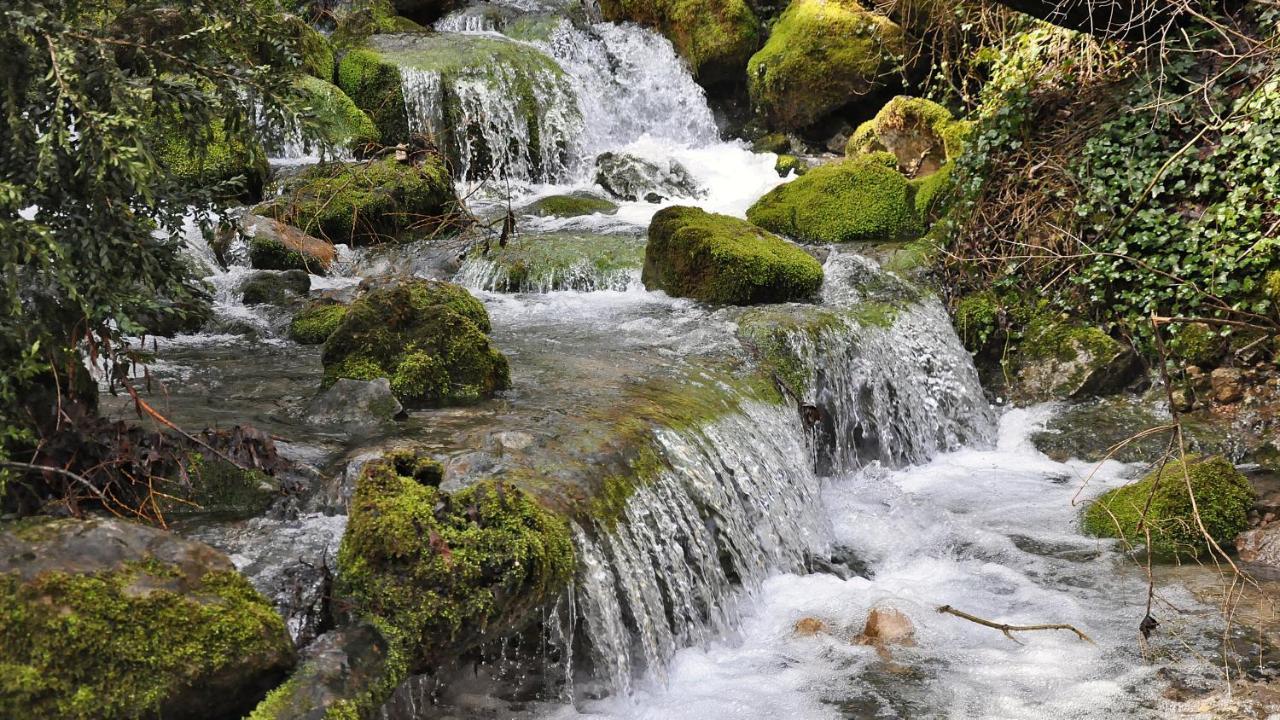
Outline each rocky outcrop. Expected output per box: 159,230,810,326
304,378,405,427
0,517,294,720
320,279,510,406
747,0,903,131
747,154,921,243
1009,316,1140,403
253,155,457,246
643,206,824,304
594,152,702,203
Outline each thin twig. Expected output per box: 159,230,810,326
937,604,1095,644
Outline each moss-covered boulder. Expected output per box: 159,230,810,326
241,269,311,306
642,206,824,304
246,623,394,720
155,118,269,200
747,154,921,243
522,193,619,218
846,96,970,177
1083,456,1255,558
253,155,456,245
157,451,282,519
321,279,510,406
288,15,335,79
337,34,579,181
461,233,644,293
294,75,380,155
0,517,294,720
244,214,337,275
1010,315,1139,403
597,0,762,89
336,452,574,680
747,0,904,131
289,300,350,345
774,154,808,177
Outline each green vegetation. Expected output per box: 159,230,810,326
596,0,761,86
1083,456,1255,558
774,155,808,177
296,76,381,154
254,155,456,245
154,117,270,200
468,233,644,292
321,279,510,406
747,0,903,131
337,452,574,680
156,452,278,518
523,194,619,218
747,155,921,243
0,535,293,719
643,206,824,304
290,302,350,345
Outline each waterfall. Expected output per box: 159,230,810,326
454,257,640,293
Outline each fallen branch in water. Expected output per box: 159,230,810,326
937,605,1094,644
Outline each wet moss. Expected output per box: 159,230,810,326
0,559,293,720
253,156,456,245
522,194,619,218
336,453,575,675
321,279,510,406
953,290,1000,354
290,302,350,345
154,118,269,200
296,76,380,154
291,17,335,79
337,48,410,144
747,155,921,243
846,96,960,170
642,206,824,304
908,162,952,224
157,452,279,518
597,0,762,86
737,306,844,399
774,154,808,177
746,0,903,131
1083,456,1255,558
241,270,312,306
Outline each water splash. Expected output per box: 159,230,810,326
454,257,640,293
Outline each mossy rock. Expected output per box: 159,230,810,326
1083,456,1255,558
521,193,619,218
464,233,644,293
336,47,410,144
952,289,1001,355
746,0,904,131
595,152,702,202
0,517,294,720
321,279,510,406
289,301,350,345
597,0,762,88
244,214,337,275
289,15,335,79
642,206,824,304
332,1,427,48
747,154,921,243
846,96,969,177
253,155,456,246
156,452,281,518
1010,315,1140,403
154,118,270,200
294,75,380,155
241,270,312,306
336,452,575,680
774,154,808,177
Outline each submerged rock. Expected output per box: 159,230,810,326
458,232,644,293
1010,317,1140,403
595,152,703,202
1083,455,1255,558
254,155,457,246
642,206,824,304
521,192,619,218
747,154,921,243
241,269,312,306
321,278,510,406
0,517,294,720
858,606,916,647
305,378,405,427
244,214,336,275
596,0,762,89
747,0,903,131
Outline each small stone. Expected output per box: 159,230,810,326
793,617,827,636
305,378,404,427
1210,367,1244,404
859,606,916,647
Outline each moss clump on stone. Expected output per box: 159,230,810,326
296,76,381,154
336,453,575,678
952,290,1001,355
737,306,845,399
254,155,455,245
747,0,903,131
908,162,952,223
157,452,279,518
241,270,311,306
774,154,808,177
1083,456,1255,558
290,17,335,79
337,48,410,144
154,118,269,200
290,302,350,345
642,206,824,305
522,194,619,218
846,96,965,174
321,279,510,406
1011,313,1138,402
467,233,644,293
747,155,921,243
597,0,762,87
0,524,293,720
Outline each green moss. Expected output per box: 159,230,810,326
248,236,316,274
156,452,278,518
1019,315,1120,364
290,302,350,345
296,76,380,153
241,270,311,305
1266,270,1280,307
0,557,292,720
1168,322,1222,366
908,162,952,223
253,156,455,245
336,453,575,676
774,154,808,177
1082,456,1255,558
523,194,619,218
737,306,844,399
642,206,824,304
846,96,960,169
953,290,1000,354
291,17,335,79
337,48,409,144
597,0,761,85
321,279,509,406
747,155,921,243
468,233,644,292
746,0,903,131
154,118,269,200
752,133,791,154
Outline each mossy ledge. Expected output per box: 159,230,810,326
642,205,824,305
1083,456,1255,559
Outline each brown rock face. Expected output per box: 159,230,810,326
793,617,827,636
1210,367,1245,404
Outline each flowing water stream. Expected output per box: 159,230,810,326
115,2,1256,717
